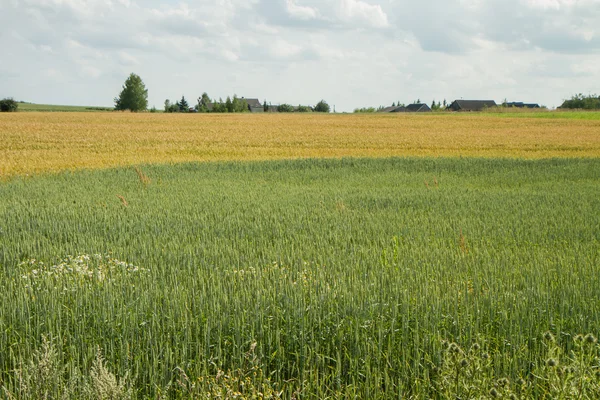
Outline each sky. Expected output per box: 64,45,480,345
1,0,599,111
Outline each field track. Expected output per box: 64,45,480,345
1,112,599,178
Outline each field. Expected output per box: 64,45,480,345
0,112,599,398
16,102,114,112
1,112,600,179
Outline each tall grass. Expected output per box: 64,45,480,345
0,157,599,397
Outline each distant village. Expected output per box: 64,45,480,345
376,100,540,113
161,95,543,114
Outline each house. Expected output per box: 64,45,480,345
378,106,406,113
405,103,432,112
241,98,264,113
505,102,540,109
378,103,432,113
448,100,497,111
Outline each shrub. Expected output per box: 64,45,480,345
314,100,330,113
560,94,600,109
277,104,294,113
0,98,18,112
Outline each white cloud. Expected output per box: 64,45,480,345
336,0,389,28
286,0,318,20
0,0,598,110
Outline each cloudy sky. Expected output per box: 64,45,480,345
1,0,599,111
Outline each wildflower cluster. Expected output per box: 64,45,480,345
20,254,148,291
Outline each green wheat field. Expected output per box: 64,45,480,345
1,155,599,398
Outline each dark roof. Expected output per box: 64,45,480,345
379,106,405,113
505,102,540,108
241,98,262,108
405,103,432,112
450,100,497,111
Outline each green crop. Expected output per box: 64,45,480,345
0,157,598,398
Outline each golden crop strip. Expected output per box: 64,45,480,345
1,112,599,178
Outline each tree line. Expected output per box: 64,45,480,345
559,94,600,110
5,73,599,113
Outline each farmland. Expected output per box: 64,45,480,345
0,112,599,398
1,112,600,179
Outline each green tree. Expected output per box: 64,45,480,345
178,96,189,113
314,100,330,113
197,93,211,113
560,94,600,109
225,96,233,113
277,104,294,112
264,100,269,112
354,107,376,113
213,98,226,113
232,95,248,113
0,98,18,112
114,73,148,112
297,105,312,112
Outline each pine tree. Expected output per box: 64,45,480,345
178,96,189,113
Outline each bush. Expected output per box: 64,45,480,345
560,94,600,110
314,100,330,113
277,104,294,113
297,105,312,113
0,98,18,112
354,107,377,113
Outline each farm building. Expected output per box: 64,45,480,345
379,106,405,113
405,103,432,112
505,102,540,108
379,103,432,113
242,98,264,113
448,100,497,111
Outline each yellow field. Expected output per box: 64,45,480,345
1,112,599,178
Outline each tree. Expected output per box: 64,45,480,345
232,95,248,113
314,100,330,113
264,100,269,112
197,93,211,113
225,96,233,113
178,96,189,113
0,98,18,112
212,98,227,113
297,105,312,112
114,73,148,112
392,102,396,107
560,94,600,109
354,107,376,113
277,104,294,112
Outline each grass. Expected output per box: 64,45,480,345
16,102,113,112
1,112,600,178
482,110,600,120
0,157,599,398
